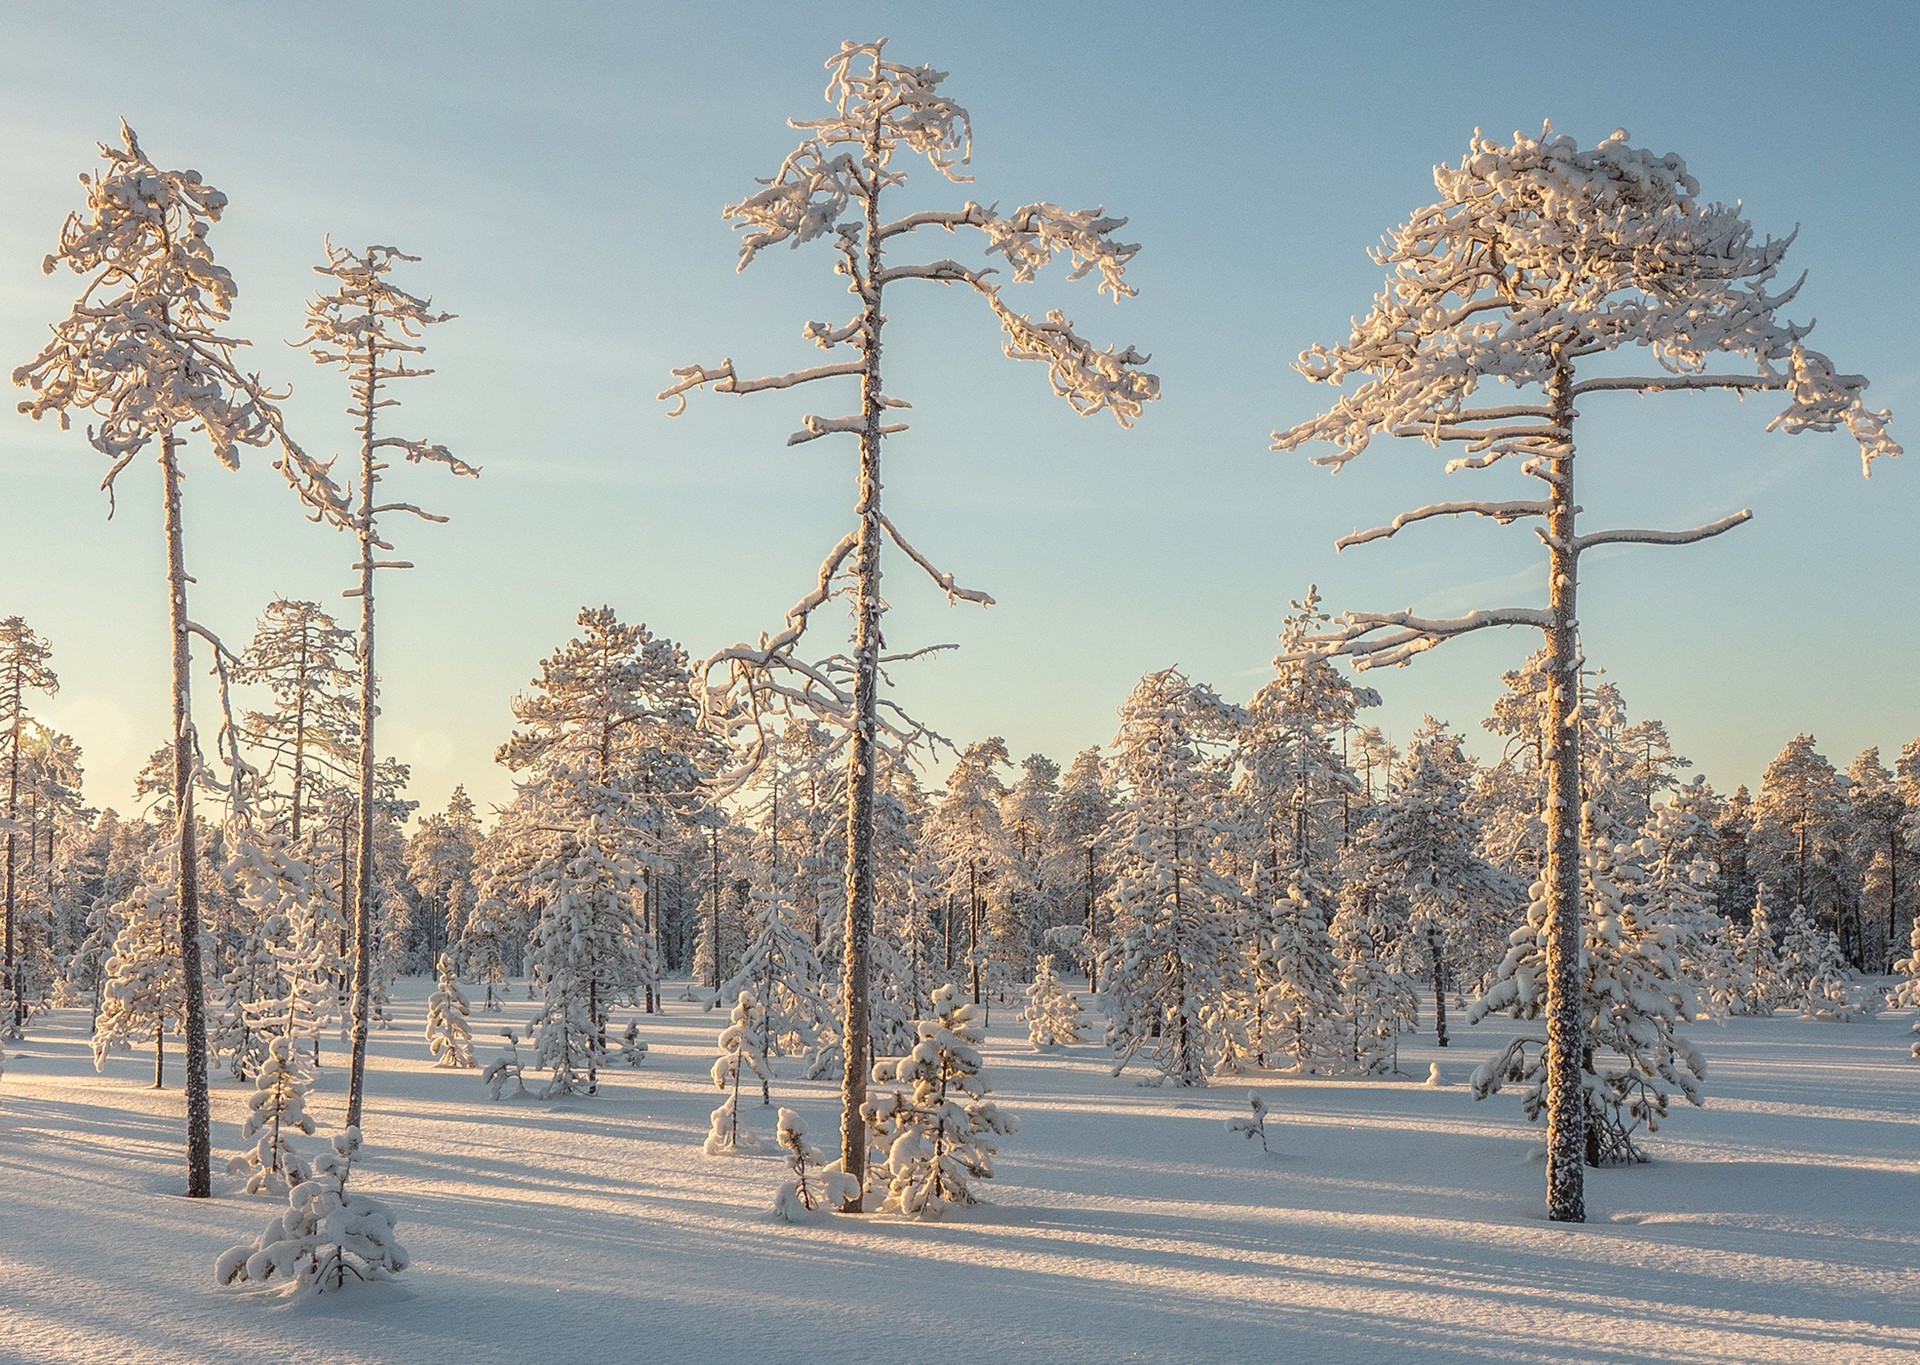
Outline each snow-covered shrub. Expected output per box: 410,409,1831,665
423,954,474,1068
481,1030,531,1101
1224,1091,1271,1153
772,1108,858,1222
620,1020,649,1067
705,991,773,1155
1021,955,1082,1048
216,1128,407,1296
863,983,1017,1218
227,1036,314,1195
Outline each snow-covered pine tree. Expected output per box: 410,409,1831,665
1273,126,1897,1221
424,953,475,1068
665,40,1156,1205
714,875,833,1085
1777,903,1854,1019
1890,914,1920,1012
1750,736,1857,965
1349,727,1517,1050
217,1127,407,1295
705,990,774,1154
1638,780,1739,1015
407,788,480,973
926,739,1016,1004
1,616,58,1037
1050,748,1115,990
863,982,1017,1217
16,125,350,1198
228,1036,315,1195
1103,669,1245,1086
1021,954,1083,1048
1733,889,1783,1015
92,846,184,1087
1250,873,1342,1075
1328,872,1417,1075
297,242,473,1133
235,599,356,846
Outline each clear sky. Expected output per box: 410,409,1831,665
1,1,1915,821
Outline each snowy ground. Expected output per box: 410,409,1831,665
2,984,1917,1365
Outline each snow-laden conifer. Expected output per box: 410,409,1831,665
1328,875,1417,1075
1733,891,1784,1015
1021,954,1082,1049
16,124,349,1199
424,953,474,1068
1103,670,1245,1086
705,991,774,1155
216,1127,407,1295
665,40,1155,1204
1778,904,1854,1019
297,242,473,1132
863,983,1016,1217
1274,124,1899,1222
772,1108,859,1222
1,617,58,1037
92,847,182,1087
227,1036,315,1196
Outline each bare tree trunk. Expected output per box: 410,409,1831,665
1541,362,1586,1224
968,857,981,1004
345,341,378,1134
4,667,18,1035
837,155,886,1211
163,437,212,1197
710,824,722,991
154,1021,165,1089
1427,920,1449,1048
1085,844,1097,993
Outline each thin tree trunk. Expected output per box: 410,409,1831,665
163,438,212,1196
968,857,981,1004
1427,921,1449,1048
154,1021,165,1089
837,148,886,1211
1541,362,1586,1224
1085,844,1097,993
4,668,18,1034
710,824,722,991
345,339,378,1134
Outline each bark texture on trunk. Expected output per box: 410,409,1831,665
163,439,213,1197
1541,362,1586,1225
837,150,886,1211
346,340,378,1134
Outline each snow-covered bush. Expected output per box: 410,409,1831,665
227,1036,314,1195
1224,1092,1272,1153
1021,955,1082,1048
620,1021,649,1067
864,983,1017,1218
481,1030,532,1101
423,954,474,1068
772,1108,858,1222
216,1128,407,1296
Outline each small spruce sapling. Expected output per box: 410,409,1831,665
216,1127,407,1296
228,1035,315,1195
705,991,773,1154
773,1108,859,1222
620,1020,649,1067
423,953,475,1068
1021,954,1083,1048
863,983,1017,1218
1225,1091,1272,1153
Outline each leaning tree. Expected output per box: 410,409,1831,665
661,39,1157,1206
14,124,347,1197
297,242,475,1131
1272,125,1898,1223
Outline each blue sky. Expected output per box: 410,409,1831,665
1,1,1914,819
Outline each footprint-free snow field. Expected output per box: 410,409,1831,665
3,983,1917,1365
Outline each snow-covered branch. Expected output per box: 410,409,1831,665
1337,500,1554,551
657,359,864,417
1572,511,1750,553
1284,606,1553,671
877,515,995,606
